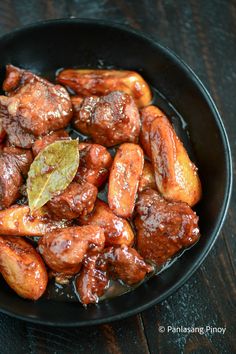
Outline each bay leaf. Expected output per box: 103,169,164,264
27,139,80,211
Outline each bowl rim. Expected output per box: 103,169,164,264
0,18,233,326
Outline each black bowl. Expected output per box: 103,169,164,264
0,19,232,326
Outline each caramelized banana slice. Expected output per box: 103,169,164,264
0,236,48,300
0,205,70,236
38,225,105,275
108,143,144,218
71,96,84,108
150,116,202,206
138,160,156,192
140,105,166,157
57,69,152,108
79,199,134,246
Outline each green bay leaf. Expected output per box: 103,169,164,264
27,139,80,211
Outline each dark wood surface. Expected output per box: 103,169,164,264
0,1,235,353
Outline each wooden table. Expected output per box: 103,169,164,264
0,1,235,353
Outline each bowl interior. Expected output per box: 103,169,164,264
0,20,232,326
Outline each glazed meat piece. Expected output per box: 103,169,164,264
0,205,71,236
73,91,140,147
73,96,98,135
0,65,73,148
46,181,97,220
0,147,33,209
57,69,152,108
104,245,153,285
79,199,134,246
0,236,48,300
76,253,108,305
2,146,33,176
38,225,105,275
32,130,69,156
76,244,153,303
150,115,202,206
108,143,144,218
74,143,112,187
138,160,156,192
135,189,200,266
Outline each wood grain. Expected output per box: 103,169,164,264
0,0,235,353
